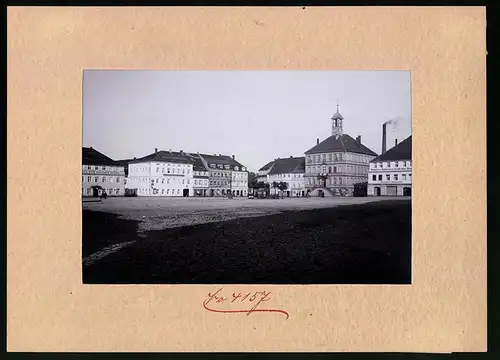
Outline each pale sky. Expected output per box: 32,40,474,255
83,70,411,172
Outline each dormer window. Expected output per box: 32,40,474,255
224,165,230,170
218,164,223,169
210,164,216,168
235,166,239,171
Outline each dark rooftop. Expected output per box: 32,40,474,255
304,134,377,156
259,157,305,174
130,150,193,165
82,147,119,166
184,153,209,172
199,153,246,169
370,136,412,162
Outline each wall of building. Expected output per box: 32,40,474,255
126,161,194,196
267,173,305,196
231,171,248,196
368,160,412,196
82,164,126,196
304,151,375,195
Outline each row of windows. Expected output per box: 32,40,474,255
130,177,190,185
307,153,372,164
194,179,209,186
137,188,182,195
82,188,121,195
194,171,209,177
209,164,247,171
269,173,303,179
372,173,412,181
210,180,230,186
371,161,411,169
306,165,368,175
211,172,231,178
83,165,122,171
84,176,121,183
131,163,192,174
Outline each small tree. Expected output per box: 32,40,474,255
271,181,279,197
277,181,288,198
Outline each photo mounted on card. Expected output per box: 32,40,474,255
7,7,486,353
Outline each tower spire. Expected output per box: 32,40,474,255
331,100,344,137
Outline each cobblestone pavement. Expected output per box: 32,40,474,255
82,196,407,232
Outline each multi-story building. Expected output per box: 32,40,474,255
304,105,378,196
257,157,306,197
198,154,248,197
82,147,126,197
125,149,194,197
230,156,249,197
368,136,412,196
184,152,210,196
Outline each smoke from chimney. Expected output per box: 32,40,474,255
317,138,319,145
382,123,387,154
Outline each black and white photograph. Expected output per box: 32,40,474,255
82,70,412,284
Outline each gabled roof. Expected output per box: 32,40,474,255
258,161,275,172
371,136,412,162
304,134,377,156
82,147,119,166
184,153,209,172
199,153,246,169
129,150,193,165
258,157,305,175
269,157,305,175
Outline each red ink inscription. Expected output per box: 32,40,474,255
203,288,289,320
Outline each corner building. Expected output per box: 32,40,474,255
368,136,412,196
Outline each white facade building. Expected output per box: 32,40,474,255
82,147,126,197
257,157,306,197
125,150,194,197
368,136,412,196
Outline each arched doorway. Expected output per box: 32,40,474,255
403,187,411,196
374,187,381,196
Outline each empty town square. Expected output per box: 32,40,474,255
83,196,411,284
82,70,412,284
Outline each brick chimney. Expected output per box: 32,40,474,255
180,150,183,153
382,123,387,153
232,154,235,160
356,135,361,144
317,138,319,145
395,139,398,146
155,148,158,153
290,156,293,158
